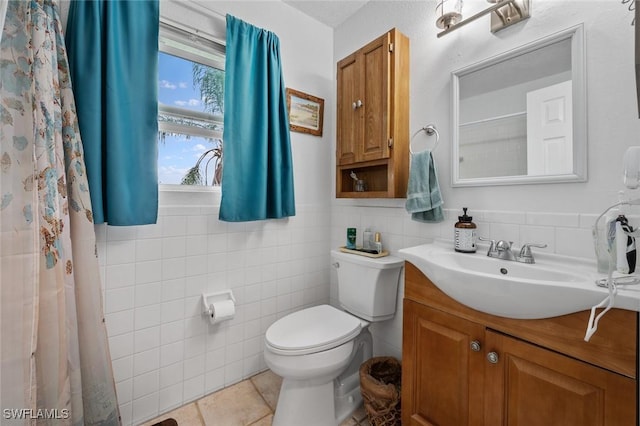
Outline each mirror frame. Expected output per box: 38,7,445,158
451,24,587,187
636,4,639,118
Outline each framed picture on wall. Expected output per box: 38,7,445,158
286,88,324,136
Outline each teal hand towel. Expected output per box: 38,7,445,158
405,150,444,223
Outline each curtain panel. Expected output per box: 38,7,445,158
65,0,159,226
0,1,119,423
219,15,296,222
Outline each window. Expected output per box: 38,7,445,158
158,21,225,186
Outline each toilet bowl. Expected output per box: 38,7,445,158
265,304,371,425
264,250,403,426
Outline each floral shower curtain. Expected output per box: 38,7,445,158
0,2,6,45
0,1,119,424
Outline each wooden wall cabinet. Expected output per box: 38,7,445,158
403,262,638,426
336,28,409,198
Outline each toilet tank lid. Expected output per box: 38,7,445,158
330,250,404,269
265,305,362,355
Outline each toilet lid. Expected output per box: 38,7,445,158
265,305,362,355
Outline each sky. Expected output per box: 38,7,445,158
157,52,220,185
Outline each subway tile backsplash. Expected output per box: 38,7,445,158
330,206,598,260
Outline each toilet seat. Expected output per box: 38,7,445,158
265,305,362,356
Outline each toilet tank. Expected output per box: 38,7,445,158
331,250,404,322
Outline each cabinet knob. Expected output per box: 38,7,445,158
487,352,499,364
470,340,481,352
352,99,363,110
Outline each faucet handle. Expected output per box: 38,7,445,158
478,237,496,252
518,242,548,263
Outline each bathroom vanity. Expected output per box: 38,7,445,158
402,261,638,425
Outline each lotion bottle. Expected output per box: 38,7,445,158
374,232,382,254
454,208,477,253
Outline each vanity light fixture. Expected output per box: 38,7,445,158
437,0,530,38
435,0,463,31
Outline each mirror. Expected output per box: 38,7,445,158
452,24,586,186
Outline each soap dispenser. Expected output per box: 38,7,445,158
454,207,477,253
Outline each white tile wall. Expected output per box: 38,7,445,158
97,194,603,425
97,204,330,425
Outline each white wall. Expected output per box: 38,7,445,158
335,0,640,213
331,1,640,358
87,2,335,424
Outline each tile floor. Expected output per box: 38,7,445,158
141,370,372,426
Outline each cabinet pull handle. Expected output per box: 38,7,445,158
487,352,499,364
470,340,481,352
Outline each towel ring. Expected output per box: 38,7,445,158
409,124,440,155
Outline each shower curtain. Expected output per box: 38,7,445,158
0,1,6,45
0,1,119,424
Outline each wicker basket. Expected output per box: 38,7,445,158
359,357,402,426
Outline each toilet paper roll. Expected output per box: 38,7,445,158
208,299,236,324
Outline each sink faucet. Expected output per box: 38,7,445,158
479,238,547,263
493,239,517,261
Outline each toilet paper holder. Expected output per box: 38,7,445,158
201,290,236,318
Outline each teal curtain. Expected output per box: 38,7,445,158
219,15,295,222
65,0,159,225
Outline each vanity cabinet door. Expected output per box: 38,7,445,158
402,300,485,426
484,329,637,426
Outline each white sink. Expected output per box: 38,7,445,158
398,241,634,319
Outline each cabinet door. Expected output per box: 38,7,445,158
484,330,637,426
337,51,360,165
402,300,485,426
360,32,391,162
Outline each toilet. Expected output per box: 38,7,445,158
264,249,404,426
